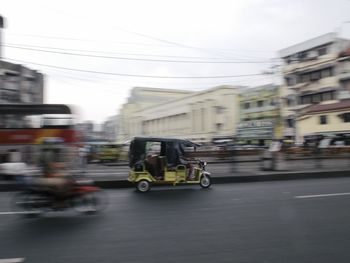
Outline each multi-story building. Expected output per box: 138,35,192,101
279,32,350,141
76,121,104,142
117,87,193,143
117,85,241,144
236,84,282,146
338,46,350,99
297,99,350,141
0,60,44,104
102,115,119,142
295,46,350,140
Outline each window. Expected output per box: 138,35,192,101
322,91,335,101
321,67,333,78
343,113,350,123
301,73,310,83
244,102,250,109
286,118,294,128
341,80,350,91
310,71,321,81
319,115,328,125
257,100,264,107
146,141,161,156
312,93,321,103
285,77,296,86
318,46,327,56
301,95,312,104
298,51,307,60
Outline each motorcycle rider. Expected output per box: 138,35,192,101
37,143,74,207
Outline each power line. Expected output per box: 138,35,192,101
7,32,171,47
44,67,269,87
14,6,266,60
7,58,266,79
5,44,275,64
6,42,278,61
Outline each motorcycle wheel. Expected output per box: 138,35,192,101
199,174,212,189
136,180,151,193
72,191,107,214
12,191,46,217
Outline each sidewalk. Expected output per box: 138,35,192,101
1,159,350,191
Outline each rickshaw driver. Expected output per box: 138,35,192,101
173,142,196,180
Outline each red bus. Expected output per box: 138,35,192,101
0,104,79,170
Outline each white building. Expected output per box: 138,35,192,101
279,32,350,141
117,85,241,144
117,87,193,143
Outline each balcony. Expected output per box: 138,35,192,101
289,76,338,93
282,54,337,74
241,105,279,114
338,72,350,81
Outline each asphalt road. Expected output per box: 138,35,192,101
1,158,350,183
79,158,350,181
1,177,350,262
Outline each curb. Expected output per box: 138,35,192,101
105,157,350,166
1,170,350,192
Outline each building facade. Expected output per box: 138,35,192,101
102,115,119,142
338,47,350,99
117,87,193,143
279,32,350,141
117,85,241,144
0,60,44,104
236,84,282,145
297,100,350,139
75,121,104,142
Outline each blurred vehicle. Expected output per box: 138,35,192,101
226,144,264,151
86,142,128,163
128,137,211,192
0,104,79,179
0,162,41,180
13,177,107,215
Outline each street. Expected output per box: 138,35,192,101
1,177,350,262
71,157,350,181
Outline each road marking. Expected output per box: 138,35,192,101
0,211,29,215
86,172,127,175
0,258,25,263
295,192,350,199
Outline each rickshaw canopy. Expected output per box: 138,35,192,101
129,137,199,168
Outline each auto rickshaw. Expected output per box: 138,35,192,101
128,137,211,192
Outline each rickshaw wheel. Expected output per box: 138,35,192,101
200,174,211,189
137,180,151,193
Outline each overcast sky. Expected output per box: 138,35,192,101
1,0,350,123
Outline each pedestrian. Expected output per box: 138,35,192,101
78,145,88,170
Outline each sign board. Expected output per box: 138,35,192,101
237,120,274,129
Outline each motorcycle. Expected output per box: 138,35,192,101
13,179,107,216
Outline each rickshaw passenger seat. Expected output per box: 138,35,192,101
145,155,159,178
176,165,186,171
158,156,166,178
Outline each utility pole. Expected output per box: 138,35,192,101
0,15,5,60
